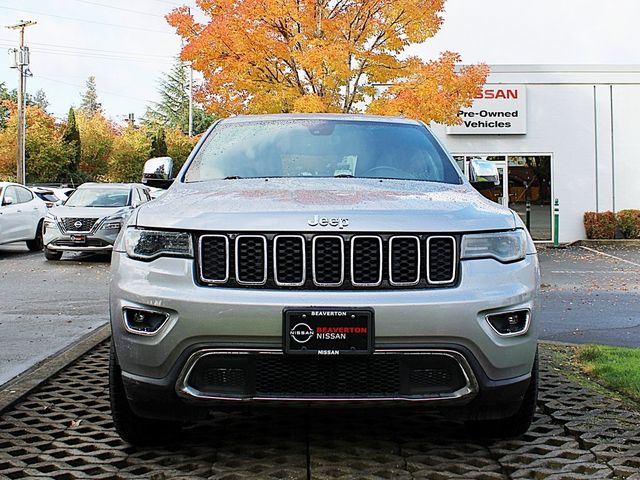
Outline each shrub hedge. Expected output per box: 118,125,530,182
583,210,640,239
616,209,640,239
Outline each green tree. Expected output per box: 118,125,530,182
79,76,102,117
108,126,151,182
150,127,168,158
76,111,114,178
144,61,216,135
32,89,49,112
25,106,75,183
166,127,197,172
61,108,81,179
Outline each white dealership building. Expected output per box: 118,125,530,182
429,65,640,242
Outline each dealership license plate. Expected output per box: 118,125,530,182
283,308,374,355
70,234,86,243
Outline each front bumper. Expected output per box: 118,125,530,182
110,251,539,415
43,221,119,252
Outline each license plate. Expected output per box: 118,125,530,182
283,308,374,355
70,234,86,243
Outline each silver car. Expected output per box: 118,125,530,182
43,183,151,260
109,114,539,446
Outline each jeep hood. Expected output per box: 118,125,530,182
136,178,515,232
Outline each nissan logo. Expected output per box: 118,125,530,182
289,323,314,344
74,221,83,229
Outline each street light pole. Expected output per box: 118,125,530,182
7,20,36,185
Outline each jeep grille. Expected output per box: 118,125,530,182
198,233,458,290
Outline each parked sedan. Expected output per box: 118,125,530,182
0,182,47,251
43,183,151,260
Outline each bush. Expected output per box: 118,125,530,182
583,211,616,239
616,210,640,239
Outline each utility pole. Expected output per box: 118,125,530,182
188,62,193,137
186,7,193,137
7,20,36,185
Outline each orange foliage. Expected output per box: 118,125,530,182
167,0,488,123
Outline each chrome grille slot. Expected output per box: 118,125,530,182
389,236,420,286
200,235,229,283
274,235,305,286
60,217,98,232
235,235,267,285
427,236,456,284
351,236,383,286
312,236,344,286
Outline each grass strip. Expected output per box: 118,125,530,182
575,344,640,402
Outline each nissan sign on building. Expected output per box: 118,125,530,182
447,84,527,134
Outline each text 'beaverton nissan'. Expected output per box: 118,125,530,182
108,114,540,446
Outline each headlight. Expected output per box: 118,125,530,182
125,228,193,260
100,212,129,230
461,230,527,263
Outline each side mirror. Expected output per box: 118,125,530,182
142,156,174,189
3,196,15,206
469,159,500,191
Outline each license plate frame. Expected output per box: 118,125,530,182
283,307,374,356
70,234,86,244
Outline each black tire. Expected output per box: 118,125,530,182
44,247,63,261
467,350,538,438
26,221,44,251
109,342,182,446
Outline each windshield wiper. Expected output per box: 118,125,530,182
222,176,243,180
334,174,354,178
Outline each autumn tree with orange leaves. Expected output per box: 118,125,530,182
167,0,488,124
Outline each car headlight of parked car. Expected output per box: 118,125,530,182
461,229,527,263
100,211,132,231
125,228,193,261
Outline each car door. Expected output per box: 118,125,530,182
0,186,24,243
17,186,44,240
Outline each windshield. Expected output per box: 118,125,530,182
184,120,461,184
65,187,130,207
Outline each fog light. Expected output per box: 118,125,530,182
123,308,169,335
486,310,530,336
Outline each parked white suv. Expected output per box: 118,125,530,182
0,182,47,251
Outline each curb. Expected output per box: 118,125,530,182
0,323,111,414
574,239,640,246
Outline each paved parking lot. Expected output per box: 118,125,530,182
539,244,640,347
0,244,110,386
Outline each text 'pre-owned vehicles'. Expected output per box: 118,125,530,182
0,182,47,251
43,182,151,260
109,114,540,446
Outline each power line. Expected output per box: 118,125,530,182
0,6,175,35
146,0,185,7
0,38,177,59
65,0,167,19
34,74,155,104
0,43,176,64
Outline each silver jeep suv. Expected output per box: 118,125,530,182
109,114,539,446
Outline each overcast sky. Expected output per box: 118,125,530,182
1,0,640,123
